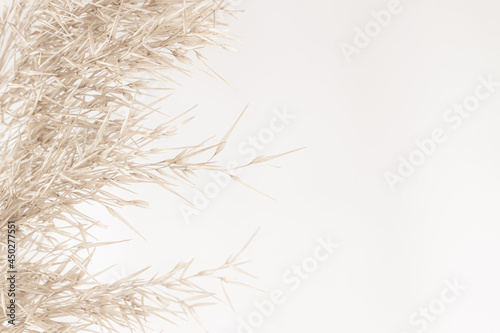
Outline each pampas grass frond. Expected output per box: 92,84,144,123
0,0,268,331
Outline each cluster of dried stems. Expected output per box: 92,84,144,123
0,0,295,331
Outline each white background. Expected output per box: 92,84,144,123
6,0,500,332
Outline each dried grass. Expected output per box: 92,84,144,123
0,0,272,331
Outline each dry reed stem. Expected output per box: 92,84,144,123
0,0,292,331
